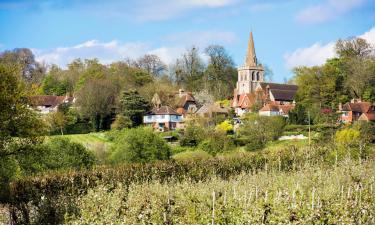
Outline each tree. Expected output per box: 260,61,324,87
111,115,132,130
40,65,68,95
239,115,285,151
204,45,237,99
0,63,45,202
180,122,206,147
172,46,205,91
335,38,372,59
76,78,117,131
134,54,167,77
109,127,171,164
120,90,151,127
0,48,45,85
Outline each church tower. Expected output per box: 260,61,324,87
236,32,264,95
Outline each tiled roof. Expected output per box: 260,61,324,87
342,102,373,113
270,89,297,101
361,113,375,121
28,95,74,107
196,104,229,114
259,82,298,91
148,106,181,115
176,93,196,107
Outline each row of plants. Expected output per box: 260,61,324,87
8,138,374,224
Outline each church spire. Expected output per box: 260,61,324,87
245,31,257,67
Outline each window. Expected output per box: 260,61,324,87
256,72,259,81
161,115,165,119
252,71,255,80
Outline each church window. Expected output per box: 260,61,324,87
256,72,259,81
252,71,255,80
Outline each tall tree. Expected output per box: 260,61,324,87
120,90,151,127
0,63,45,201
76,78,117,131
172,46,205,91
134,54,167,77
204,45,237,99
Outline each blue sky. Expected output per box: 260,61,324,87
1,0,374,82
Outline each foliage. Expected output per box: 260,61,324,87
7,142,374,224
109,127,171,164
172,150,212,162
120,90,151,127
110,115,132,130
0,63,46,202
179,122,206,147
199,130,235,155
67,161,375,224
215,120,233,133
239,115,286,151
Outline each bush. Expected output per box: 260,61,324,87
199,131,235,156
111,115,132,130
239,115,285,151
179,123,206,147
41,138,96,171
172,150,212,161
215,120,233,134
109,127,171,164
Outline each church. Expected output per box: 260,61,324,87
232,32,298,116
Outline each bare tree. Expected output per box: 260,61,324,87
134,54,167,77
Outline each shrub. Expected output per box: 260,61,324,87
41,138,96,171
239,115,285,151
109,127,171,164
179,123,206,147
215,120,233,134
199,131,235,156
110,115,132,130
172,150,212,161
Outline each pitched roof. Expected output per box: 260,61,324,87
28,95,74,107
359,113,375,121
259,82,298,91
342,102,373,113
148,106,181,115
245,32,257,67
176,93,196,108
196,104,229,114
237,93,256,109
270,89,297,101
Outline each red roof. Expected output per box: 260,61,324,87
342,102,374,113
260,103,294,114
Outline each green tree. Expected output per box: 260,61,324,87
180,122,206,147
120,90,151,127
109,127,171,164
0,63,45,202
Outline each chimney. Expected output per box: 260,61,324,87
179,88,185,97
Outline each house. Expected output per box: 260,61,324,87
231,31,298,116
259,103,294,117
143,106,183,131
196,103,230,118
28,95,74,114
340,100,375,123
175,89,198,115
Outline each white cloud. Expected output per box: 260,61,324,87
296,0,365,24
33,30,236,67
284,27,375,69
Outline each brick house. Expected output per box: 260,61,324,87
339,101,375,123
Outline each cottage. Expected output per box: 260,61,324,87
340,101,375,123
28,95,74,114
143,106,183,131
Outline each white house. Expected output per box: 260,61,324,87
143,106,183,131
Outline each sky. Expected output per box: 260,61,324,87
1,0,375,82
